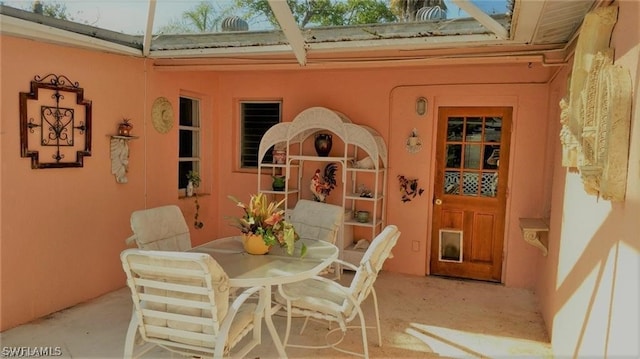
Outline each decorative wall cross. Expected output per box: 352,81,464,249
19,74,92,168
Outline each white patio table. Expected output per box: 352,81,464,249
189,236,339,358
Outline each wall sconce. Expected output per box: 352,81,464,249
406,128,423,154
416,97,427,116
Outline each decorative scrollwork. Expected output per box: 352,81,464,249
19,74,92,169
522,230,548,256
34,73,80,89
558,5,632,202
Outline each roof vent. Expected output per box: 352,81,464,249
221,16,249,32
416,6,446,21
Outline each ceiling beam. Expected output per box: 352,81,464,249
450,0,509,40
151,53,554,72
267,0,307,66
149,44,296,59
143,0,157,57
510,0,546,43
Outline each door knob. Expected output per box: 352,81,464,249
434,198,443,205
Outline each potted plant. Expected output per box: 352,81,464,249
272,175,286,191
118,118,133,136
227,193,305,256
186,170,203,229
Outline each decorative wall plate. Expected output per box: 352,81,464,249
151,97,174,134
405,136,423,153
558,5,631,201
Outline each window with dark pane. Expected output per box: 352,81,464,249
241,102,281,168
178,97,200,190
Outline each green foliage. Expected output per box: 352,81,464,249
227,194,305,256
186,170,201,188
317,0,396,26
159,1,232,33
19,1,72,20
186,170,203,229
165,0,439,33
41,2,69,20
390,0,447,21
193,195,204,229
184,1,218,32
234,0,396,28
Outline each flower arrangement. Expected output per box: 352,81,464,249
227,193,305,256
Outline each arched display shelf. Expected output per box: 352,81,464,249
257,106,388,266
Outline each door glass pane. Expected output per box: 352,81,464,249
444,171,460,194
484,145,500,169
442,113,505,198
462,172,479,196
481,172,499,197
447,117,463,140
464,144,481,169
485,117,502,142
446,144,461,168
465,117,483,141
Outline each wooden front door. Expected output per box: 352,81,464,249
430,107,512,282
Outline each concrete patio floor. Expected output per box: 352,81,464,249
0,271,553,358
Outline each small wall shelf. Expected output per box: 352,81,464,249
519,218,549,256
109,135,138,183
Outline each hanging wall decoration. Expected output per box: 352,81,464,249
406,128,423,154
558,5,632,202
151,97,174,134
398,175,424,202
19,74,92,168
110,118,138,184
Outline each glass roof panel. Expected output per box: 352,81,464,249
0,0,592,67
0,0,517,57
2,0,509,34
453,0,511,17
297,0,510,28
154,0,278,34
1,0,282,35
2,0,149,35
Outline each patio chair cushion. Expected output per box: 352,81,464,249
289,199,343,243
274,225,401,357
129,205,191,251
126,251,230,343
274,277,348,325
121,249,266,358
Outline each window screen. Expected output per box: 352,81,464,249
240,101,281,168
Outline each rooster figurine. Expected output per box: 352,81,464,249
310,163,337,202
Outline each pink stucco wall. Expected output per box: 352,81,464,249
0,37,221,331
206,67,552,288
538,1,640,357
0,20,605,335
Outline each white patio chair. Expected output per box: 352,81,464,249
125,205,191,251
120,249,267,358
274,225,401,358
289,199,344,278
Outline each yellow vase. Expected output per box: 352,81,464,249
242,234,271,255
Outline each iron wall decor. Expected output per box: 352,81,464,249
19,74,92,168
398,175,424,202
